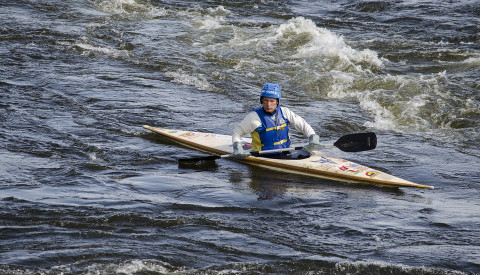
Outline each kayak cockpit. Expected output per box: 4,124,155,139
258,149,311,160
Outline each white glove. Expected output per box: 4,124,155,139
231,142,250,159
305,134,321,151
309,134,320,145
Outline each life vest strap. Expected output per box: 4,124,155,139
273,139,288,146
265,124,287,132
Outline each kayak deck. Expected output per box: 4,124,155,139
144,125,434,190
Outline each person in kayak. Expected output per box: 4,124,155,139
232,83,320,158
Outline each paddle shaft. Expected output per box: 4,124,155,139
178,132,376,163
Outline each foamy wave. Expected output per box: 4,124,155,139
198,17,222,30
360,98,397,130
275,17,384,71
335,260,467,275
221,16,383,74
114,259,170,274
75,42,130,58
165,70,217,92
207,5,231,17
197,6,231,30
462,56,480,65
355,72,480,131
359,90,434,131
49,259,174,274
95,0,149,13
94,0,167,17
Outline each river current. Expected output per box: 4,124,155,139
1,0,479,274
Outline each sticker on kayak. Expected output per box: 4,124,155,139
314,156,338,164
339,162,369,175
180,132,199,139
366,171,379,178
204,134,225,140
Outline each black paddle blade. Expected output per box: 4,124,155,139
178,155,221,163
333,132,377,152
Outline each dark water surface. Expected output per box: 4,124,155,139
1,0,479,274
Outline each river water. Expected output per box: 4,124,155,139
1,0,479,274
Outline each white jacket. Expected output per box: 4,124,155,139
232,106,316,143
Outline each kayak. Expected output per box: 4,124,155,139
143,125,434,190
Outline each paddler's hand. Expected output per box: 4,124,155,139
309,134,320,145
305,134,321,151
231,142,250,159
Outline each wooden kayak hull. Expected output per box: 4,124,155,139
144,125,434,190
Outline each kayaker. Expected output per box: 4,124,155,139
232,83,320,158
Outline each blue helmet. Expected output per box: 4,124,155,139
260,83,281,104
